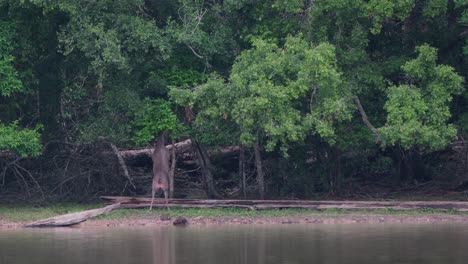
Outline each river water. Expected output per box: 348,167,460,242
1,223,468,264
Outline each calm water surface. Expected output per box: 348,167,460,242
1,223,468,264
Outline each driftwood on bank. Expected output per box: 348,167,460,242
100,196,468,211
25,203,121,227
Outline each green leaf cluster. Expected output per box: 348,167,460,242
381,45,464,149
0,21,23,96
0,122,42,157
133,99,182,145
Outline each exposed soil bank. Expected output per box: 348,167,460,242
3,211,468,229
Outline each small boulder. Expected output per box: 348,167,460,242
173,216,188,226
160,214,171,221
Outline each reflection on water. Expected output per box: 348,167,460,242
1,223,468,264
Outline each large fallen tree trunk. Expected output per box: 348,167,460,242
118,139,239,160
119,139,193,158
100,196,468,211
25,203,121,227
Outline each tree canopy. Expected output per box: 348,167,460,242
0,0,467,200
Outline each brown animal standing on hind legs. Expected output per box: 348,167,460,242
150,131,170,210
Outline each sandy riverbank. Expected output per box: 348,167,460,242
2,211,468,229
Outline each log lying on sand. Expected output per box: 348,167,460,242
101,196,468,211
25,203,120,227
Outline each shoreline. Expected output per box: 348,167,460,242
2,209,468,229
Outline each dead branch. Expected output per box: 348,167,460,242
353,96,382,144
13,161,44,201
119,139,192,158
109,143,135,190
118,139,239,160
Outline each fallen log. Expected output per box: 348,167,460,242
122,203,257,210
100,196,468,211
25,203,121,227
118,140,239,159
119,139,192,158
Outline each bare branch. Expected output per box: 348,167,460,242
109,143,136,190
309,85,318,111
353,96,382,144
14,162,44,201
187,44,204,58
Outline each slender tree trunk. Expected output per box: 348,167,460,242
193,140,221,198
253,142,265,199
331,149,342,195
169,139,176,198
393,147,402,187
239,146,246,198
403,151,414,184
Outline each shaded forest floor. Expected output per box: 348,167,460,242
314,181,468,201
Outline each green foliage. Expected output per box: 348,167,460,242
133,99,182,145
166,0,238,65
1,0,468,198
229,36,351,152
0,22,23,96
380,45,464,149
423,0,448,18
170,75,238,146
162,67,206,88
56,0,169,75
366,0,415,34
457,112,468,133
78,88,141,145
0,121,42,157
461,8,468,55
238,0,304,42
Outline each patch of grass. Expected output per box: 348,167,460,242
0,203,104,221
98,206,468,219
61,206,319,220
1,203,467,222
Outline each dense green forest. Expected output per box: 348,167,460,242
1,0,468,202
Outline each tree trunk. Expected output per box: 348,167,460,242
169,139,176,198
403,151,415,184
253,142,265,199
239,146,246,198
329,148,342,195
193,140,221,198
392,147,402,187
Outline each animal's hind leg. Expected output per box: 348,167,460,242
164,189,170,211
150,185,156,210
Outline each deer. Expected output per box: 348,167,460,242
150,131,170,210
